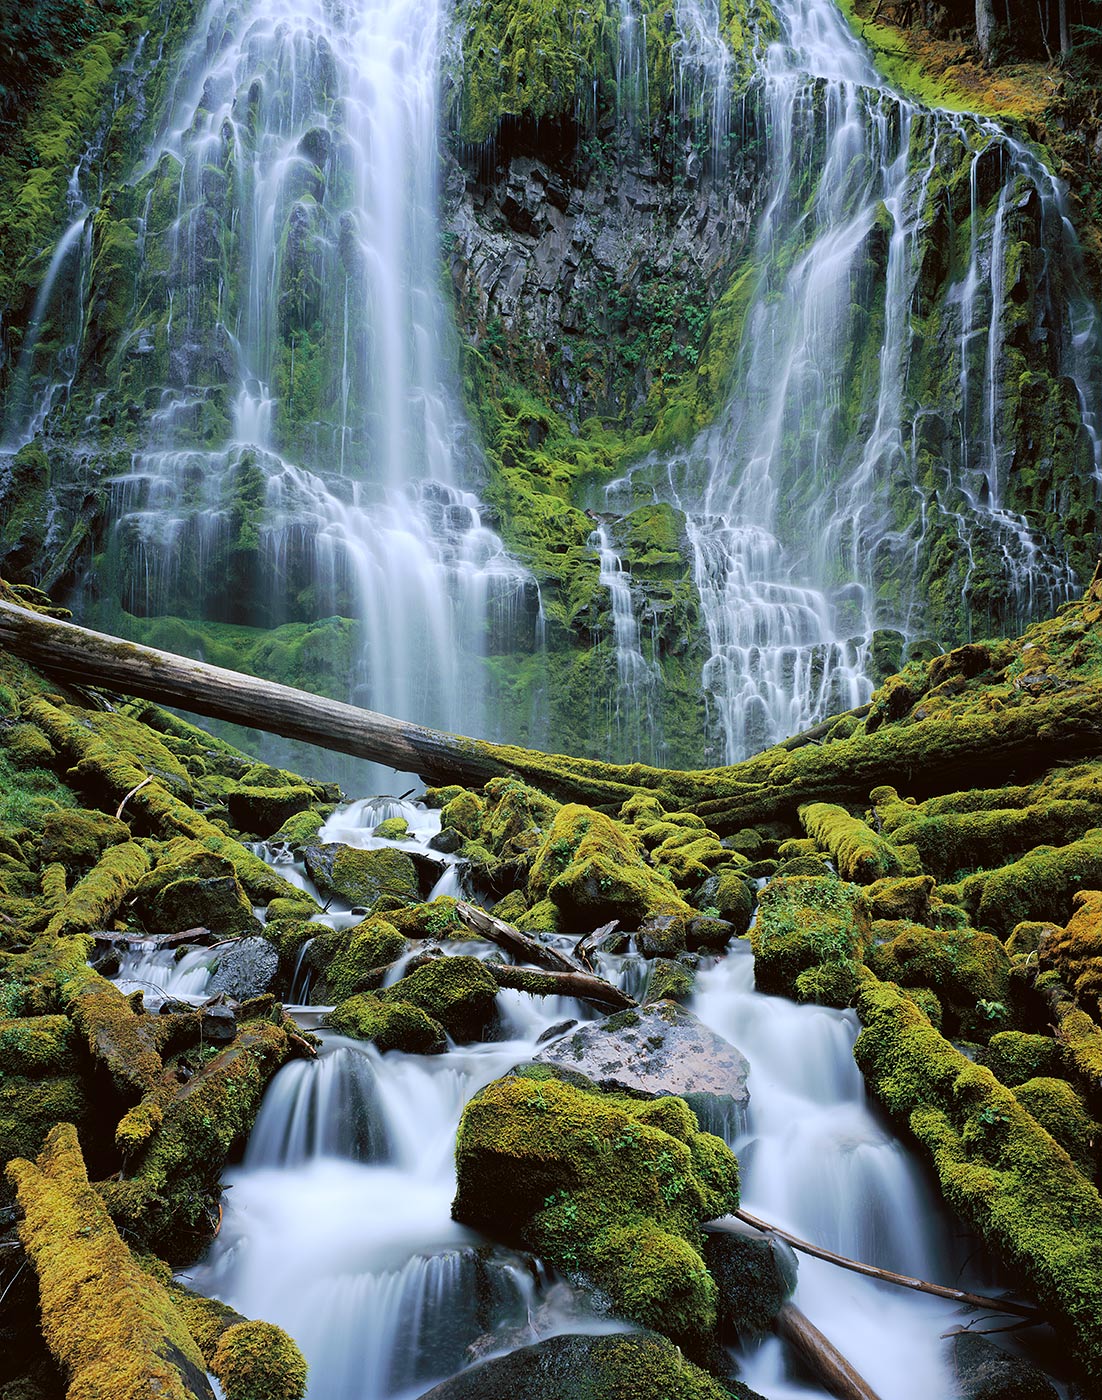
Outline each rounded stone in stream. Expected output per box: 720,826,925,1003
949,1334,1059,1400
703,1218,798,1338
532,1001,749,1131
207,936,279,1000
413,1333,766,1400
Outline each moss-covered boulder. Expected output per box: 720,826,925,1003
947,831,1102,937
326,994,447,1054
134,844,259,938
209,1321,308,1400
303,843,419,909
415,1332,760,1400
37,808,130,872
44,841,151,939
1038,890,1102,1006
306,919,407,1002
868,922,1012,1039
703,1219,798,1339
1012,1077,1099,1176
979,1031,1063,1087
453,1068,739,1348
379,956,498,1042
225,781,319,838
750,875,870,1005
527,805,693,935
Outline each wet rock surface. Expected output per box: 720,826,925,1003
533,1000,750,1116
207,937,279,1001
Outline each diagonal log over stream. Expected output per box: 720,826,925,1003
2,598,1102,831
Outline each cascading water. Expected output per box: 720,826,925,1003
588,523,665,764
97,0,541,759
693,944,1046,1400
603,0,1101,762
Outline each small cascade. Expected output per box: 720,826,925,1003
673,0,733,171
113,944,216,1006
188,1033,627,1400
616,0,651,140
588,524,664,764
694,945,984,1399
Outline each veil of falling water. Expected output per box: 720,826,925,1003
601,0,1101,763
99,0,540,751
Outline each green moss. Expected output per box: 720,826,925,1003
947,830,1102,937
304,843,419,909
269,809,327,851
855,975,1102,1379
372,817,409,840
326,994,447,1054
210,1321,308,1400
379,956,499,1042
528,804,693,932
440,790,486,840
44,841,150,939
1012,1077,1099,1176
453,1070,739,1349
0,1015,75,1076
225,783,319,839
134,843,259,938
0,1074,89,1203
516,898,561,933
799,801,913,882
645,958,695,1004
750,875,869,1005
1037,890,1102,1005
888,800,1102,881
980,1031,1063,1087
864,875,935,922
868,922,1012,1039
6,1123,212,1400
307,919,407,1002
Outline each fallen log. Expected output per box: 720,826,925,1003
454,901,585,974
93,927,214,950
4,598,1102,830
735,1209,1041,1319
484,961,637,1013
774,1302,882,1400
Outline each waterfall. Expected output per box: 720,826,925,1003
588,523,664,764
95,0,541,753
606,0,1101,763
186,1034,629,1400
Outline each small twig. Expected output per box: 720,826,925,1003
734,1209,1042,1319
115,775,153,821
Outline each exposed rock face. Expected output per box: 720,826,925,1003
447,144,760,425
533,1000,749,1129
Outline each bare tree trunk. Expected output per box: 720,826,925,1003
774,1303,883,1400
976,0,996,59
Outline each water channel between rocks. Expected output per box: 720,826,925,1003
113,797,1056,1400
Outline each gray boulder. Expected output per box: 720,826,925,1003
207,936,279,1000
533,1001,749,1134
703,1218,798,1338
949,1334,1059,1400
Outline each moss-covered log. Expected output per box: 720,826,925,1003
7,1123,216,1400
5,599,1102,830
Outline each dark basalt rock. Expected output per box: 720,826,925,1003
414,1332,766,1400
703,1219,798,1338
532,1000,749,1124
207,936,279,1001
949,1332,1059,1400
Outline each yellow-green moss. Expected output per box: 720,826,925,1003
947,831,1102,937
799,802,913,881
1012,1077,1099,1176
528,804,693,933
868,922,1012,1039
855,975,1102,1379
379,956,499,1042
43,841,150,939
453,1069,739,1349
980,1031,1063,1087
210,1322,308,1400
750,875,870,1005
307,918,407,1001
0,1014,75,1075
7,1123,213,1400
325,994,446,1053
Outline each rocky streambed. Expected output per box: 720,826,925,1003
3,578,1102,1399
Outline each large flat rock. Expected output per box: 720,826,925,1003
533,1001,749,1133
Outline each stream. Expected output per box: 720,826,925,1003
112,798,1062,1400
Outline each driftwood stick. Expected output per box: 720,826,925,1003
454,901,584,974
573,920,620,972
484,962,636,1012
774,1302,883,1400
735,1209,1041,1319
